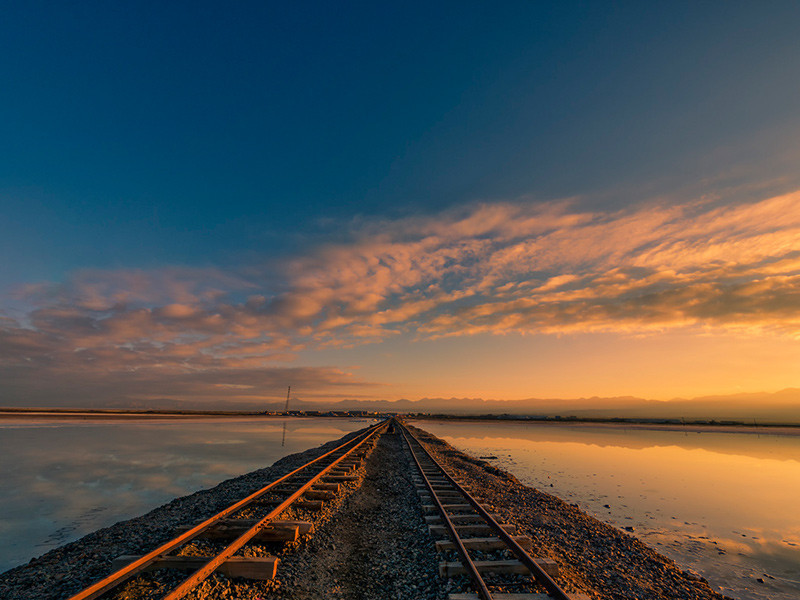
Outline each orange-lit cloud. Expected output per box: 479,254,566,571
2,191,800,405
276,191,800,339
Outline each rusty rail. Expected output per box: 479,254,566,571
398,419,574,600
69,420,386,600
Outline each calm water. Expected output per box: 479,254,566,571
0,416,368,573
413,420,800,600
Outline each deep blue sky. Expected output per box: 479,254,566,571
3,2,800,406
3,1,799,285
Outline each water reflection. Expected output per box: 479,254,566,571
414,420,800,600
0,416,365,573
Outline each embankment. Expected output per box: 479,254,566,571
1,425,731,600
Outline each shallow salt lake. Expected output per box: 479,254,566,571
412,419,800,600
0,416,369,573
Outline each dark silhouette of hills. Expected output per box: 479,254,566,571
5,389,799,424
273,389,800,423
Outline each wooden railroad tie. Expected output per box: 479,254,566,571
420,496,468,504
324,475,358,482
435,535,533,552
174,519,313,542
314,483,340,491
449,595,550,600
449,594,591,600
254,499,325,511
428,523,517,537
417,484,457,491
272,486,337,500
421,503,492,513
439,558,558,578
224,519,313,534
330,467,355,476
419,490,460,496
303,489,336,500
424,514,500,524
175,524,297,543
293,500,325,511
112,555,279,580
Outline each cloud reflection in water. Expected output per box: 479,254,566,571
414,420,800,600
0,417,364,572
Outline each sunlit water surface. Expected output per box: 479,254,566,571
0,416,368,573
413,420,800,600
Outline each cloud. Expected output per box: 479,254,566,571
2,190,800,405
272,190,800,339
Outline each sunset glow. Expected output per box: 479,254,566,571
2,3,800,411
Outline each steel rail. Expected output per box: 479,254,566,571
69,420,385,600
399,422,493,600
399,420,572,600
163,420,386,600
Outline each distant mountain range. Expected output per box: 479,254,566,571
7,389,799,424
285,390,800,423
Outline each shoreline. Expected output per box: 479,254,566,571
1,424,739,600
417,416,800,438
2,410,798,435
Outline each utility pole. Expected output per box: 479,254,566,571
282,386,291,447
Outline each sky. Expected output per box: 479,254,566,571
2,1,800,408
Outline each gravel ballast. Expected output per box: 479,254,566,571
1,423,734,600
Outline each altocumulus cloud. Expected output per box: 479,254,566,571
2,191,800,406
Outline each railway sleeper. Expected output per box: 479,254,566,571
419,489,463,496
438,558,558,579
424,513,501,524
330,467,355,475
219,518,313,535
419,489,459,496
292,500,325,511
254,499,325,511
435,535,533,552
448,595,549,600
271,486,337,500
174,523,301,543
448,594,591,600
449,594,591,600
324,474,358,482
419,494,467,503
111,555,279,580
421,503,493,513
302,489,336,500
314,482,340,491
428,523,517,537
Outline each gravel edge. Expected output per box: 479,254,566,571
1,423,738,600
0,428,365,600
407,423,735,600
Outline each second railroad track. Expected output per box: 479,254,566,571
398,419,588,600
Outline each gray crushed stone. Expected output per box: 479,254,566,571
406,424,735,600
0,429,365,600
1,423,738,600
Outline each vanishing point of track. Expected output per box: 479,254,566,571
67,418,587,600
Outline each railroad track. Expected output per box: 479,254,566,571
68,420,386,600
398,420,588,600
